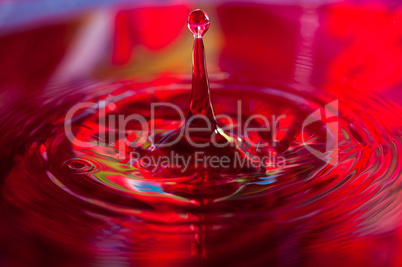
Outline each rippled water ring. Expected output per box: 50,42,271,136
36,80,401,241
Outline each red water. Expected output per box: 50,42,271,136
0,5,401,267
136,10,256,178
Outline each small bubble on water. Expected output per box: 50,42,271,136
63,159,95,173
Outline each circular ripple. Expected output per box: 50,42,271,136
35,80,401,242
62,158,96,173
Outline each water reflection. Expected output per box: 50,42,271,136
0,1,401,266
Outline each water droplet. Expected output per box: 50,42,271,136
187,9,210,38
108,103,116,110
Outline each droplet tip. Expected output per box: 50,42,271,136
187,9,210,38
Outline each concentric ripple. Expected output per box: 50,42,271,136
21,79,401,261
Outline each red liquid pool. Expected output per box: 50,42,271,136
0,4,401,267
